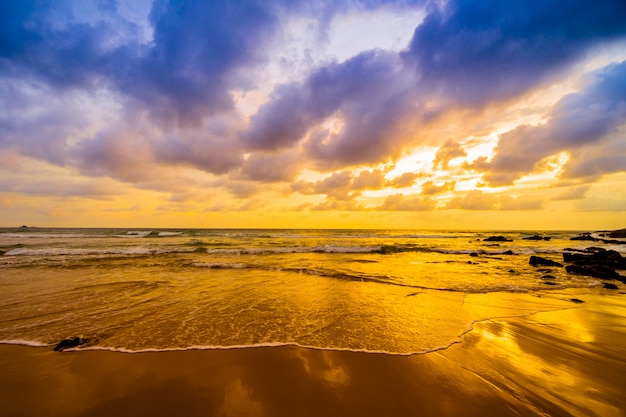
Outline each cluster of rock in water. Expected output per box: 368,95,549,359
481,229,626,292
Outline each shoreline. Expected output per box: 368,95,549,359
2,293,624,417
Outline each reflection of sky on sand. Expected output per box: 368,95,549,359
293,349,350,388
464,295,626,417
220,379,264,417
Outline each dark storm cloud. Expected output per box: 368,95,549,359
405,0,626,104
242,49,409,156
0,0,281,125
472,60,626,185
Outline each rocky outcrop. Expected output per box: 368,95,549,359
570,233,598,241
54,337,90,352
563,248,626,270
563,247,626,283
565,264,623,281
523,235,551,241
608,228,626,238
483,236,512,242
529,256,563,267
570,232,626,244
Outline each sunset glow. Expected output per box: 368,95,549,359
1,0,626,229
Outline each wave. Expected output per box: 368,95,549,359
3,246,196,257
1,243,573,258
0,233,93,239
204,245,383,255
0,337,465,356
192,262,249,269
0,339,51,347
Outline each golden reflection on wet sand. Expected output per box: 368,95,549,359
1,293,625,417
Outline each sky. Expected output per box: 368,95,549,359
1,0,626,229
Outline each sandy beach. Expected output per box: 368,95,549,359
1,292,624,417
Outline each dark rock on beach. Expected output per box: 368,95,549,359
54,337,90,352
562,246,626,282
565,265,624,281
529,256,563,267
483,236,512,242
570,298,584,303
608,228,626,238
563,248,626,269
603,283,619,290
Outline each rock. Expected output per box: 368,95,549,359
469,253,478,257
523,235,551,241
608,228,626,238
565,264,623,281
502,250,514,255
529,256,563,267
570,234,599,241
483,236,512,242
563,248,626,270
543,281,557,285
603,283,619,290
508,269,516,273
54,337,89,352
541,275,556,279
570,298,584,303
564,248,586,253
563,252,592,263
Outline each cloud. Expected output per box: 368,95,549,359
421,180,455,195
310,199,366,211
404,0,626,104
0,0,286,126
2,0,626,218
243,49,415,165
292,171,358,200
433,139,467,169
445,190,542,210
237,151,303,183
551,185,590,201
471,60,626,185
377,193,435,211
388,172,424,188
0,177,122,200
292,168,407,200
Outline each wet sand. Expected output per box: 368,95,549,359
1,293,625,417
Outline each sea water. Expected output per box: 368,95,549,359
0,228,623,354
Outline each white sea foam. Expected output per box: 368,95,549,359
0,233,91,239
125,231,153,237
4,247,152,256
0,339,51,347
193,262,249,269
73,341,457,356
205,245,382,255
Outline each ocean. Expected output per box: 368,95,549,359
1,228,623,355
